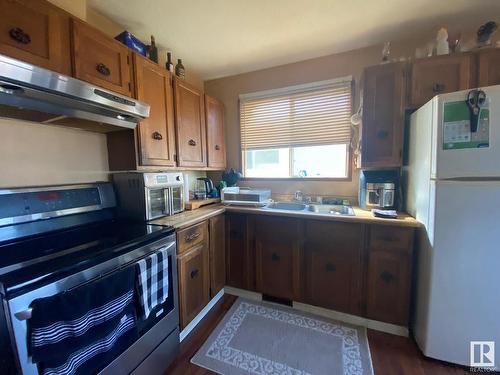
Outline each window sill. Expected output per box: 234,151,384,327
240,177,352,182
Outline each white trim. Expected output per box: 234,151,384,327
222,287,408,337
238,76,353,101
179,288,225,342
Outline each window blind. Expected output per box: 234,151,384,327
239,78,352,150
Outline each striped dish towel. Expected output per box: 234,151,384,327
136,247,170,319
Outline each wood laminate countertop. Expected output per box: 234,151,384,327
151,203,421,229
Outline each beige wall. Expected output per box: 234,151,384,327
205,35,455,199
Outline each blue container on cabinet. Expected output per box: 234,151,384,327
115,31,147,56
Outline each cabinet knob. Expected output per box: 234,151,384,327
152,131,163,140
432,83,446,93
9,27,31,44
96,63,111,76
271,253,280,262
325,263,336,272
215,144,221,151
376,130,389,139
188,139,197,146
380,271,395,283
190,269,199,279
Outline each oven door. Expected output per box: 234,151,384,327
145,188,169,220
169,186,184,215
6,235,178,375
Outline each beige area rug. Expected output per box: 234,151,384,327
191,298,374,375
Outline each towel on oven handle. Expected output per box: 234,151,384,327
28,267,138,375
135,246,170,320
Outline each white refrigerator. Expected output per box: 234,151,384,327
406,85,500,367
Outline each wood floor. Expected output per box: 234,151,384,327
166,294,470,375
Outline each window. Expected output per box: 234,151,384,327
240,78,352,179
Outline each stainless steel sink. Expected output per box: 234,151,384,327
307,204,355,216
266,202,307,211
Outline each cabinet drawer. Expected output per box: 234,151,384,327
177,221,208,254
369,225,413,252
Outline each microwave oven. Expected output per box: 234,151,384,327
113,172,184,220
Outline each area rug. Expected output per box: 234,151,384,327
191,298,374,375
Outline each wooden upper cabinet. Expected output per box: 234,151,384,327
410,54,474,107
174,78,207,167
478,48,500,87
71,19,132,96
304,221,363,315
361,62,406,168
209,214,226,298
205,95,226,169
133,54,176,167
0,0,71,75
254,216,301,301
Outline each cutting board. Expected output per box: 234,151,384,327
185,198,221,210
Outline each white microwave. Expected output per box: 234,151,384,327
113,172,184,220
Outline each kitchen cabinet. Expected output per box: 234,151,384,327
205,95,226,169
71,19,132,96
226,213,254,290
174,78,207,167
209,214,226,298
177,243,210,329
410,54,474,107
361,62,407,168
365,225,414,325
134,54,176,167
0,0,71,75
477,48,500,87
303,221,363,315
254,216,301,301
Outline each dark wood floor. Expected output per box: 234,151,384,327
166,294,469,375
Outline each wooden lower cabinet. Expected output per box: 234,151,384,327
254,216,301,301
303,221,363,315
225,213,254,290
209,214,225,298
365,226,414,325
177,243,210,329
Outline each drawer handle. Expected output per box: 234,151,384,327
380,271,395,283
9,27,31,45
190,269,199,279
152,131,163,140
96,63,111,76
325,263,336,272
215,144,221,151
188,139,197,146
432,83,446,93
271,253,280,262
185,232,200,242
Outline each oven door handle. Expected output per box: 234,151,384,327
15,308,33,321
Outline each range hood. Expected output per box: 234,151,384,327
0,54,149,131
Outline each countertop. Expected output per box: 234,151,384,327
151,203,421,229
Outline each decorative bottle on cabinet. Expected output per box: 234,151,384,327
148,35,158,63
166,51,174,73
175,59,185,79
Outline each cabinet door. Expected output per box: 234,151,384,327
134,54,176,167
174,78,207,167
177,243,209,329
361,62,406,168
209,214,226,298
255,216,301,301
410,54,474,107
478,49,500,87
304,221,363,315
71,19,132,96
0,0,71,75
205,95,226,169
366,226,413,326
225,213,253,290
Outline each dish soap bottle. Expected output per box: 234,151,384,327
148,35,158,63
175,59,185,79
165,51,174,73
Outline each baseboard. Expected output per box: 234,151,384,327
223,287,408,337
179,288,225,342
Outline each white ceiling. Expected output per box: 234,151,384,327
89,0,499,80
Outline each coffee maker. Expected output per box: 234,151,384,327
359,170,400,210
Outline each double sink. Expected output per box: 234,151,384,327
265,201,355,216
